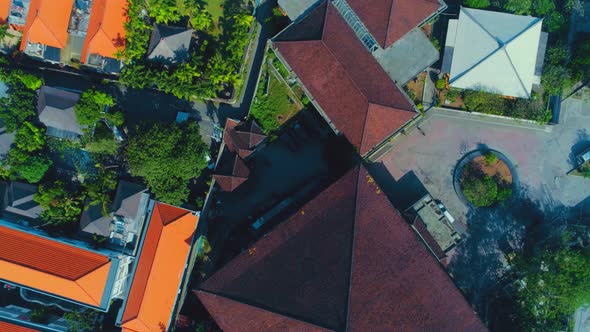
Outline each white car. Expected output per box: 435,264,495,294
577,147,590,165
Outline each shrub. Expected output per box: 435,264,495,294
435,79,446,90
464,0,490,8
484,152,498,165
462,175,499,207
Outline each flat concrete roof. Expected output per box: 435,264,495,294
278,0,320,21
412,196,460,253
373,29,439,85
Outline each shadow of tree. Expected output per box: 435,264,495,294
448,186,589,330
569,128,590,167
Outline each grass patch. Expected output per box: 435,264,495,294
204,0,224,36
250,66,302,133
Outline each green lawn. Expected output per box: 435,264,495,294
250,67,302,133
204,0,224,36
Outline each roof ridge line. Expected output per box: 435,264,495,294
344,167,361,330
318,38,370,119
503,48,530,98
74,279,103,307
196,289,334,331
120,204,166,324
383,0,395,47
35,14,65,48
503,16,543,48
461,7,499,46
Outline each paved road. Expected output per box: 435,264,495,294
378,102,590,226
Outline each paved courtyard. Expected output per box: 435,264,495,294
380,100,590,227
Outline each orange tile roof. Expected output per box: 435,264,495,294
19,0,74,50
0,226,112,307
0,321,38,332
0,0,10,24
81,0,127,62
120,203,198,332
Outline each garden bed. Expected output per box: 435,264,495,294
458,151,514,208
571,161,590,178
250,63,302,133
404,72,427,105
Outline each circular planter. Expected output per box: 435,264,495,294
453,149,518,208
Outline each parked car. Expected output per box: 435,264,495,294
577,147,590,165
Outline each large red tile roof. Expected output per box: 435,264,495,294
19,0,74,50
0,225,112,307
347,0,442,48
273,2,415,155
81,0,128,62
120,203,198,332
196,165,487,331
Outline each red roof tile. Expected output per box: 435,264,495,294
213,149,250,192
196,290,331,332
223,119,266,159
0,226,109,280
199,168,358,330
19,0,74,50
121,203,198,332
0,321,38,332
81,0,128,62
347,0,441,48
348,167,486,331
0,225,112,307
273,2,415,155
197,165,486,331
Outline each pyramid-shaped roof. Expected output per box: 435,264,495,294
223,119,266,159
273,2,415,155
213,149,250,192
196,165,487,331
448,7,543,98
346,0,442,49
147,25,193,65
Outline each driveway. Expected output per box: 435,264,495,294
379,100,590,227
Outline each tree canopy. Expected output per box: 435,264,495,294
514,247,590,331
464,0,490,9
74,89,120,128
34,182,83,226
126,122,208,205
8,121,51,183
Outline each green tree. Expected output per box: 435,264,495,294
462,175,499,207
63,310,98,332
74,89,116,127
12,71,43,91
514,247,590,331
190,9,212,30
8,148,52,183
83,168,117,217
542,44,571,95
149,0,181,24
126,122,208,205
502,0,532,15
464,0,490,9
532,0,554,15
570,35,590,83
34,182,83,226
15,121,46,152
0,83,36,132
